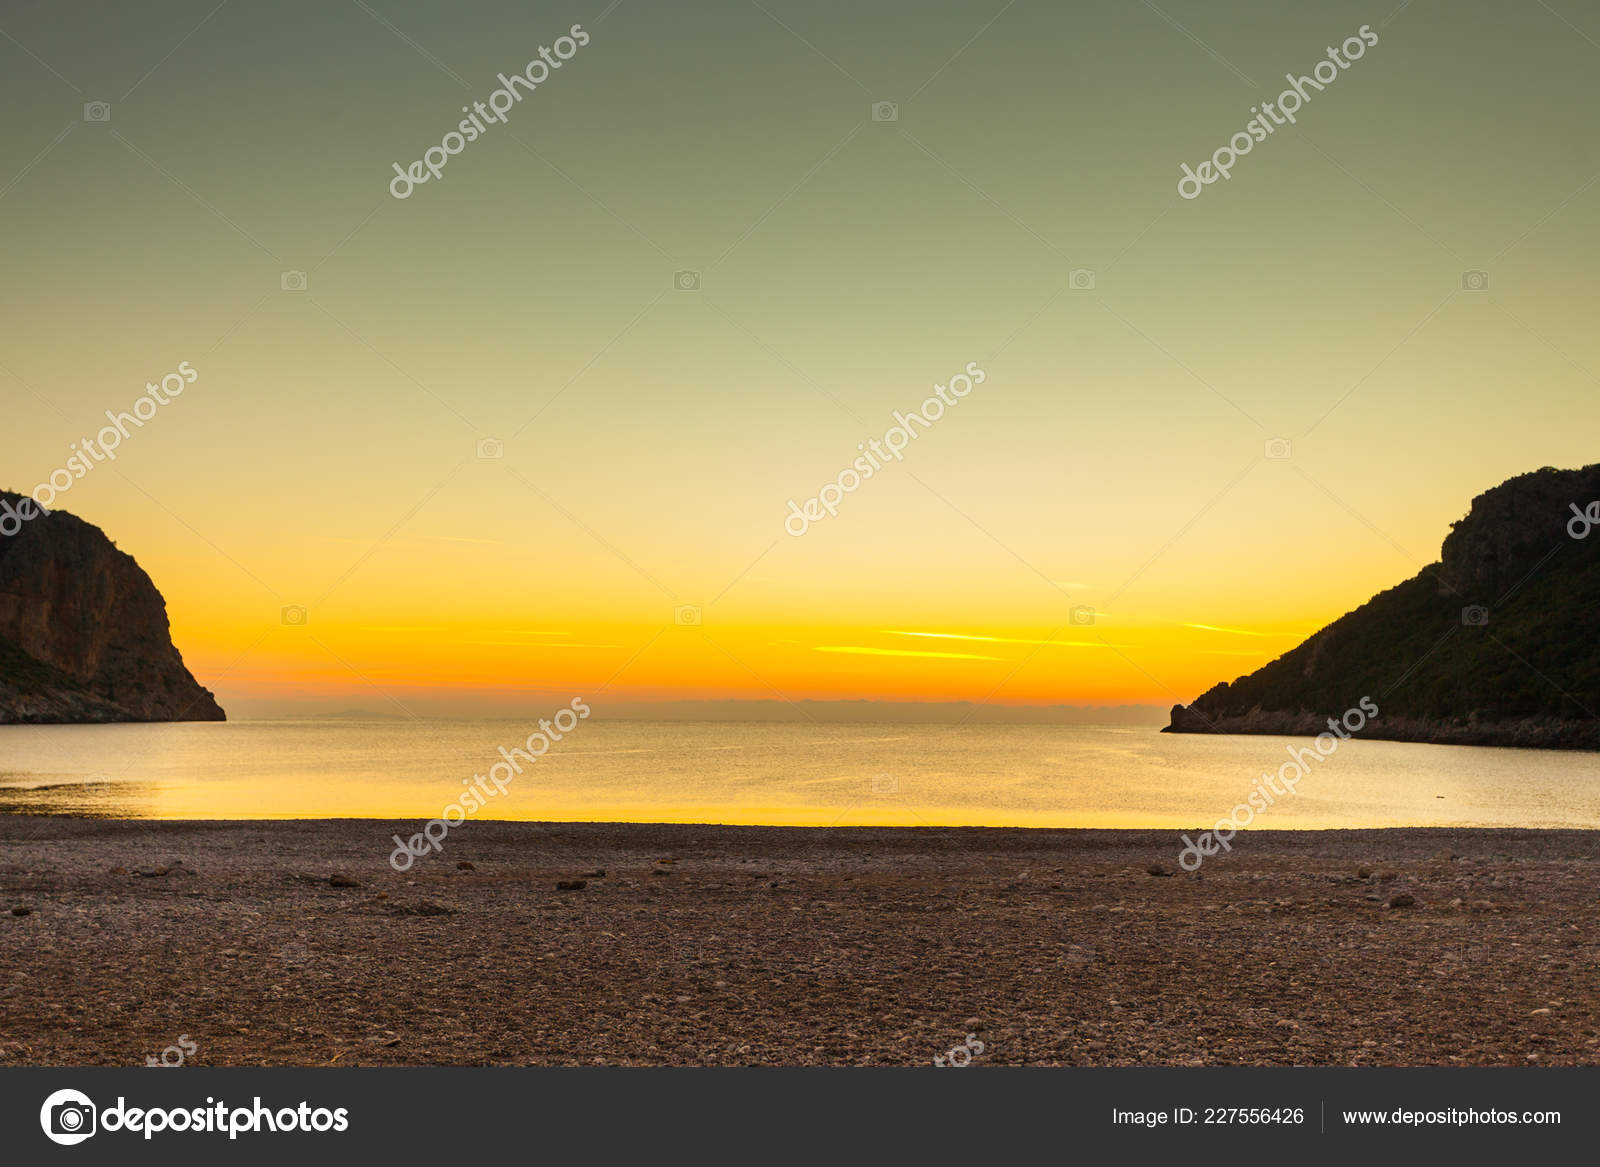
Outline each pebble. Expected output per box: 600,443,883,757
329,874,359,888
1145,863,1175,878
1387,893,1416,909
964,1017,985,1031
10,905,31,917
556,880,588,891
456,861,475,871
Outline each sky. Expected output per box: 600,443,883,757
2,0,1597,718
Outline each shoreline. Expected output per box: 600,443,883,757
1164,707,1600,751
3,818,1598,1066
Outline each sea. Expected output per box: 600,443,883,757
2,719,1598,830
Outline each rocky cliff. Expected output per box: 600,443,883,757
1165,464,1600,749
0,491,224,723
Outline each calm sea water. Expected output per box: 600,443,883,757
0,719,1598,829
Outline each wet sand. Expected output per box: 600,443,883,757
1,818,1597,1066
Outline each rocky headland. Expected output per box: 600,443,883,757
0,490,223,723
1166,464,1600,749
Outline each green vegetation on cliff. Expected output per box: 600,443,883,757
1167,464,1600,748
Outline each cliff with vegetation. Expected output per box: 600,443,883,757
0,491,224,723
1165,464,1600,749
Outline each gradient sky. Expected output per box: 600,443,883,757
2,0,1597,716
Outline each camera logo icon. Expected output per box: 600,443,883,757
281,270,307,292
1461,270,1489,291
870,773,898,795
1069,605,1096,626
1069,268,1096,290
674,605,703,626
476,437,504,460
674,269,700,291
40,1088,97,1145
281,605,309,626
1265,437,1292,460
1461,605,1489,626
280,941,312,965
83,102,111,123
871,101,899,122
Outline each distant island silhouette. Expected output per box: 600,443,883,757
1167,464,1600,749
0,491,224,724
